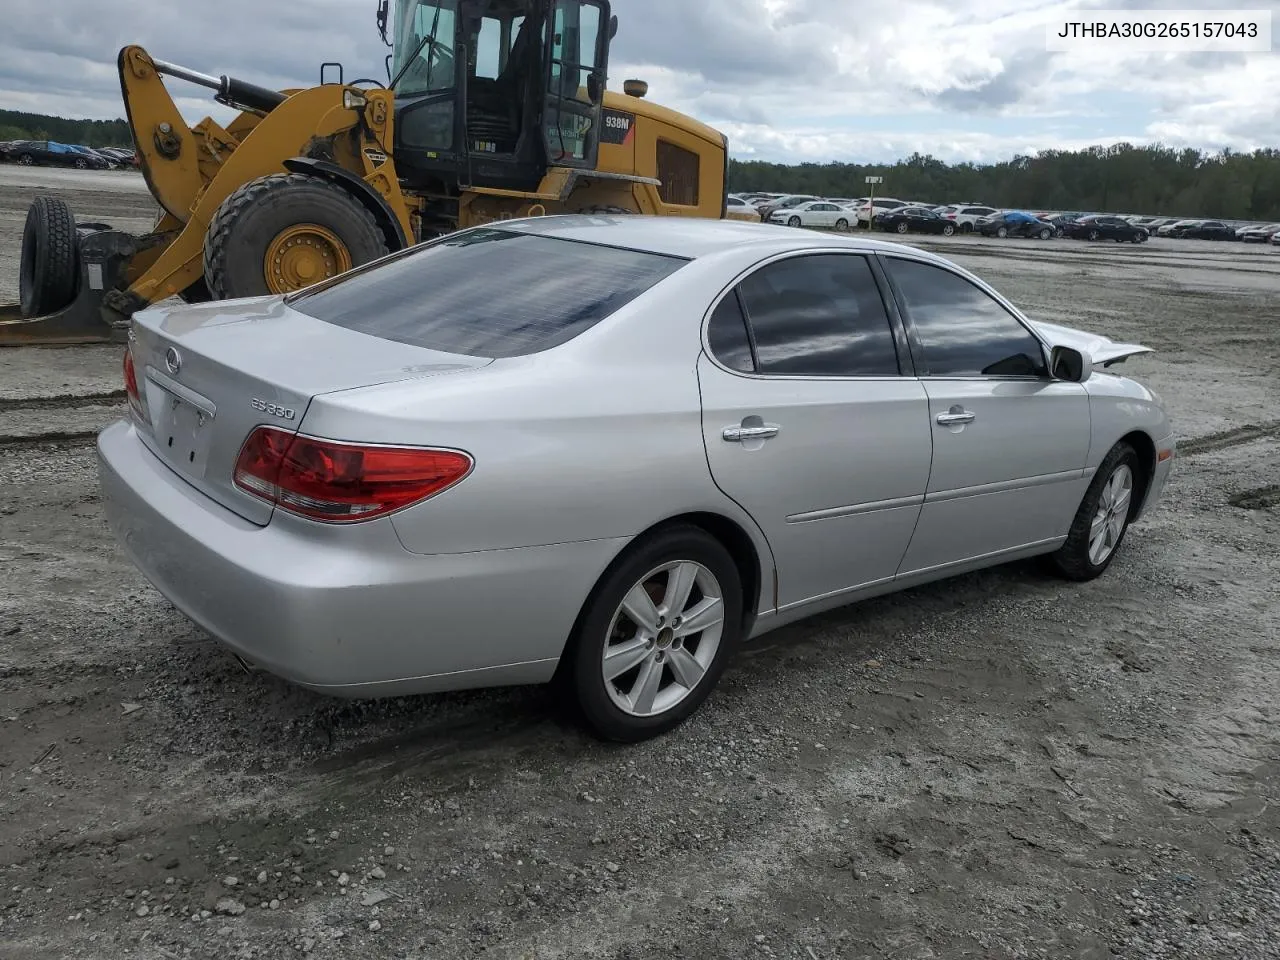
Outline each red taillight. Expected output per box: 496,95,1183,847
123,349,145,421
233,426,472,523
946,213,957,219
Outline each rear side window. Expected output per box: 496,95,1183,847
736,254,900,377
706,292,755,373
290,229,686,358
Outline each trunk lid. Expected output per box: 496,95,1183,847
128,296,491,524
1029,320,1153,368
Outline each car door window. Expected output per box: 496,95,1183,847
706,291,756,374
884,257,1048,378
735,254,901,377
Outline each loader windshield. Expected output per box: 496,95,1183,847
392,0,459,96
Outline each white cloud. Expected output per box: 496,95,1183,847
0,0,1276,164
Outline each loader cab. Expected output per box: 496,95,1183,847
390,0,612,193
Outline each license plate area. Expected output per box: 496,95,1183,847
145,379,215,479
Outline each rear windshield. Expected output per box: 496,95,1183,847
289,228,687,358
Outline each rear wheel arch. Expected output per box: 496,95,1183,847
558,512,768,666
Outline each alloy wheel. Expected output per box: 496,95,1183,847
1088,464,1133,565
601,560,725,718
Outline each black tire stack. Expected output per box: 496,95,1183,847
19,196,79,318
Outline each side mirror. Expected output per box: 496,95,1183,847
1050,345,1090,383
586,69,604,103
609,15,619,39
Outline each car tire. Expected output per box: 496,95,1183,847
1088,229,1100,241
74,158,88,170
942,223,956,236
1055,226,1064,237
996,226,1008,238
16,153,34,166
788,216,801,228
895,221,909,234
204,173,389,299
563,524,743,742
19,195,79,318
835,218,849,232
1050,442,1141,582
1038,226,1052,240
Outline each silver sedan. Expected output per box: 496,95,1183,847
98,216,1175,742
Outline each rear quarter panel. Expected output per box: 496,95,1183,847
296,256,776,573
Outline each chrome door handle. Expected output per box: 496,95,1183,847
723,425,779,442
936,411,976,425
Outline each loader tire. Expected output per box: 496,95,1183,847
19,195,79,318
204,173,388,300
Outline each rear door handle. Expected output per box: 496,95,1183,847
723,425,779,442
936,411,976,426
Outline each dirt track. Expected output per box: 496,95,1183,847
1,168,1279,960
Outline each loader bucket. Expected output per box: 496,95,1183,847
0,223,139,346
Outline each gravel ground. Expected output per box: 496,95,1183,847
1,168,1279,960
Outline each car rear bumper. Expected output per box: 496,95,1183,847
98,420,628,697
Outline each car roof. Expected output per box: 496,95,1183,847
495,214,952,262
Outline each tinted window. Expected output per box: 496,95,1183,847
737,254,900,377
884,258,1048,378
706,292,755,374
291,229,686,359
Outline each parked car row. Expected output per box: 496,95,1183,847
729,192,1280,246
0,140,137,169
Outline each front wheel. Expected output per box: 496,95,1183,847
16,153,34,166
1088,229,1100,241
1038,227,1052,240
895,221,909,234
941,223,955,236
1051,442,1140,581
996,226,1008,238
787,216,802,228
835,218,850,232
204,173,389,300
564,526,743,742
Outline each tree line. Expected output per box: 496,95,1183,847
0,111,133,149
729,145,1280,221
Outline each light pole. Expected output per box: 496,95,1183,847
865,175,883,230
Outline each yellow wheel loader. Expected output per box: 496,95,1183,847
0,0,731,345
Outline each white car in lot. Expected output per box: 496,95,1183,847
935,204,999,232
768,201,855,231
855,198,909,225
725,196,762,222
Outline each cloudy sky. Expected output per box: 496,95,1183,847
1,0,1277,164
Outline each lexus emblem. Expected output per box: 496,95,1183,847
164,346,182,375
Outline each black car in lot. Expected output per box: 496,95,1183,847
1168,219,1237,241
976,211,1055,240
0,140,113,169
874,206,957,236
1064,214,1149,243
